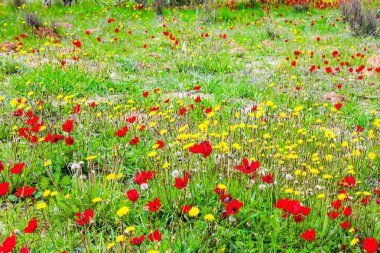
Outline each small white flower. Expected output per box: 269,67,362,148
140,183,149,190
171,170,179,178
285,174,293,180
71,163,81,170
259,184,266,190
315,185,324,190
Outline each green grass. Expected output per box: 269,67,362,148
0,0,379,252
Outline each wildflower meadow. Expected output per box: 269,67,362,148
0,0,379,252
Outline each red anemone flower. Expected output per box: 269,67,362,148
130,235,145,245
20,246,30,253
189,141,212,158
10,163,25,174
327,211,339,219
62,119,74,133
0,233,16,253
174,175,189,189
340,221,350,230
114,126,128,137
363,238,378,253
24,218,38,234
262,174,274,184
148,230,162,242
342,206,352,217
236,158,260,174
0,182,10,196
182,205,191,213
225,199,243,215
331,199,342,210
65,136,74,146
126,116,136,123
15,186,36,198
301,229,316,241
156,140,164,149
146,198,161,212
73,104,81,114
74,209,94,226
126,188,139,202
129,136,139,145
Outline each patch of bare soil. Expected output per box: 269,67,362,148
367,43,378,51
34,27,61,39
54,22,74,29
164,91,214,101
322,92,346,104
228,41,247,55
367,55,380,67
87,28,102,33
0,41,17,52
262,40,272,47
149,52,161,58
137,62,157,70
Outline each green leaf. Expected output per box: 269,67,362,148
34,191,44,199
60,175,71,186
8,195,19,202
40,176,50,189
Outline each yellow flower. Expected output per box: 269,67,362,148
309,169,319,175
350,238,359,246
217,184,227,190
207,111,215,118
163,162,170,169
263,133,271,139
86,155,97,160
351,150,361,157
106,242,115,249
285,188,293,193
338,193,347,200
368,152,376,160
125,226,135,232
116,235,124,243
10,98,18,107
325,154,333,161
50,191,58,197
117,206,130,217
204,214,215,221
317,194,325,199
107,174,116,180
43,190,51,197
148,250,159,253
178,124,188,132
148,151,157,157
92,197,102,203
36,202,47,210
188,207,200,217
43,160,52,166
